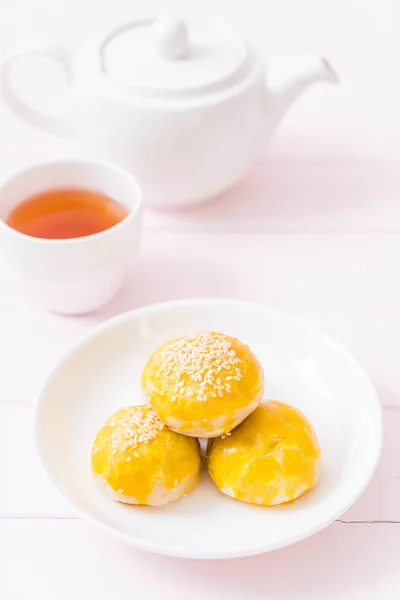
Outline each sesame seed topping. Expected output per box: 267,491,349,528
107,406,164,455
152,332,244,403
118,489,124,493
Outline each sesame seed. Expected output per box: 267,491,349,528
93,447,98,454
108,406,164,455
126,456,131,462
149,332,248,404
117,489,124,493
133,451,140,458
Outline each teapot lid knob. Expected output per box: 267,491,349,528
100,17,252,95
154,18,189,60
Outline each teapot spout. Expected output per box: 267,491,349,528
267,56,338,124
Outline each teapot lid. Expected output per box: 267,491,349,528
100,18,252,96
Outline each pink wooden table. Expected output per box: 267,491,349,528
2,0,400,598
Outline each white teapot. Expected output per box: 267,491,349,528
1,18,338,209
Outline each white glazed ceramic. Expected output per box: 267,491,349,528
0,160,142,314
35,299,382,559
1,18,338,209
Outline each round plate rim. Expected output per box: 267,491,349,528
34,298,383,559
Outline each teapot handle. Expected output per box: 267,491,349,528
1,43,73,136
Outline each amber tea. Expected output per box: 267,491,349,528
6,187,128,239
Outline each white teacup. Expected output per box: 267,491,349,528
0,160,142,315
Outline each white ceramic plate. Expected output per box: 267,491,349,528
35,299,382,559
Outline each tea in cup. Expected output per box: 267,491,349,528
0,160,142,314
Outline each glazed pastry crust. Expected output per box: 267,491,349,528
206,401,320,506
91,405,201,506
142,332,264,437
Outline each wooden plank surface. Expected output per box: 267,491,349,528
1,0,400,597
2,519,400,600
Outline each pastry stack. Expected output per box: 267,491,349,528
92,332,320,507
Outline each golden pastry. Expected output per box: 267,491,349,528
142,331,264,438
206,401,320,506
91,404,201,506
